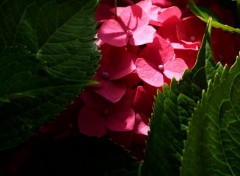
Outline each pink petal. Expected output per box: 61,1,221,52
134,85,157,114
100,45,136,80
98,19,128,47
140,35,175,64
175,49,198,69
119,5,149,31
115,7,124,16
136,57,164,87
106,89,136,131
158,6,182,23
80,89,109,111
137,0,160,24
92,70,127,103
121,71,141,88
176,16,205,46
156,35,175,64
134,113,150,135
116,88,136,108
179,40,200,50
95,38,105,46
137,0,152,13
151,0,172,7
163,58,188,80
78,106,107,137
106,108,135,131
149,5,162,26
130,25,156,45
93,79,127,103
157,15,181,42
171,42,198,50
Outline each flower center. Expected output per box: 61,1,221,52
158,64,164,72
101,71,110,80
127,30,133,38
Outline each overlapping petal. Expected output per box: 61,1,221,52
163,58,188,80
136,57,164,87
99,45,136,80
92,70,127,103
106,108,135,131
176,16,205,48
119,5,149,30
130,25,156,45
158,6,181,23
78,106,107,137
98,19,127,47
106,89,136,131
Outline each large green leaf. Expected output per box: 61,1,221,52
141,19,221,176
0,0,100,150
181,53,240,175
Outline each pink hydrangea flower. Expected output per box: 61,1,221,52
136,0,161,26
78,89,136,137
136,35,188,87
157,6,182,23
176,15,205,49
91,69,127,103
106,89,136,132
133,85,157,115
157,14,181,43
133,85,157,135
90,44,138,103
99,44,136,80
98,4,156,47
157,12,205,51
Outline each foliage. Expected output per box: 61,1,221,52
181,44,240,175
1,0,240,176
0,0,100,150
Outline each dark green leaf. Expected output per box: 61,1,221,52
181,53,240,175
0,0,100,150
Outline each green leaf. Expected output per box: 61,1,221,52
142,83,184,176
0,0,100,150
191,17,219,89
181,53,240,175
142,18,221,176
188,0,240,34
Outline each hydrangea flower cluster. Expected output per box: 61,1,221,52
77,0,240,151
